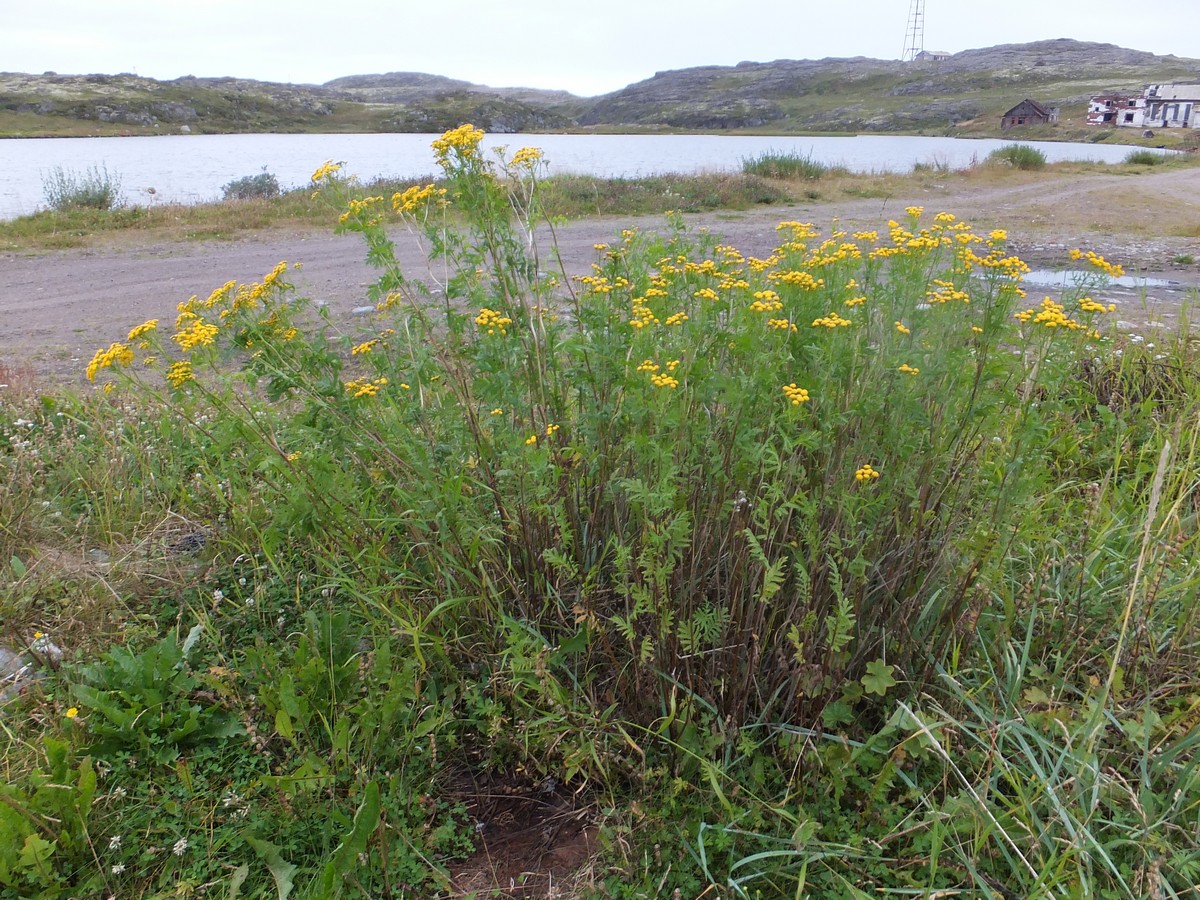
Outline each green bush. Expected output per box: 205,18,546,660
741,149,845,179
222,166,281,200
987,143,1047,170
41,165,123,211
8,130,1197,897
1124,148,1168,166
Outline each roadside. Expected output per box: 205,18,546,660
3,165,1198,385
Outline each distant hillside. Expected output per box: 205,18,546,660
2,40,1199,139
581,40,1200,132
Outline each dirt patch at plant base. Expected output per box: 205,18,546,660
446,772,596,898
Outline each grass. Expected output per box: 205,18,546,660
3,129,1199,897
41,165,123,212
1124,148,1169,166
8,155,1189,254
986,143,1048,170
740,149,848,180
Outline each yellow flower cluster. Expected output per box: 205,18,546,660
749,290,783,312
262,261,288,286
345,376,388,398
339,195,384,225
898,364,921,375
86,342,134,382
1078,297,1117,313
127,319,159,341
165,360,194,388
311,160,342,182
664,311,689,326
844,296,866,308
693,287,720,302
173,320,220,351
475,308,513,335
775,221,819,239
771,270,824,290
509,146,544,169
526,423,560,445
768,318,798,332
812,312,852,329
895,321,911,335
392,184,446,213
1012,297,1102,336
782,383,810,406
1069,248,1125,278
650,373,679,389
636,359,660,373
926,280,971,304
433,124,485,163
855,464,881,482
351,339,379,356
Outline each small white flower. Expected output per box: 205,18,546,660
172,837,189,857
108,835,122,851
212,588,224,602
238,577,247,586
111,863,126,875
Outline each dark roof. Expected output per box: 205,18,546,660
1002,98,1051,118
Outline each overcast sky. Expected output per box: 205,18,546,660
3,0,1197,96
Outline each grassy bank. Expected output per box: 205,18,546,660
5,150,1199,253
2,129,1200,897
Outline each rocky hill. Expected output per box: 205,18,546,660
2,40,1198,138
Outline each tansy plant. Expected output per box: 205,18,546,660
79,130,1128,739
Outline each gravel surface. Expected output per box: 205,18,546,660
3,166,1198,386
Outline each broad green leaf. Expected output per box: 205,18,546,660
861,659,897,697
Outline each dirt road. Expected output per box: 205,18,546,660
3,166,1199,385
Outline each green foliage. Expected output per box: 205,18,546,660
987,143,1048,170
741,149,845,180
4,126,1200,896
1124,148,1168,165
41,164,123,211
71,628,243,763
222,166,282,200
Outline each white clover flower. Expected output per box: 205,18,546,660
108,835,122,851
112,863,126,875
173,837,189,856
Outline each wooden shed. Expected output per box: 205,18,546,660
1000,99,1059,129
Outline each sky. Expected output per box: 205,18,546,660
2,0,1197,97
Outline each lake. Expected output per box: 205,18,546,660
0,132,1167,220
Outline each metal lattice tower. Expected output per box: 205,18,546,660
902,0,925,61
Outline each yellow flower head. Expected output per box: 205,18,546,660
127,319,159,342
165,360,194,388
66,707,79,719
782,383,810,406
432,124,485,165
85,342,134,382
855,464,881,482
311,160,343,183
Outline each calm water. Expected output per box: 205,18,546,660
0,132,1168,220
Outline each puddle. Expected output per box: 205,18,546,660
1023,269,1174,289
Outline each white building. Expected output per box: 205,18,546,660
1118,83,1200,129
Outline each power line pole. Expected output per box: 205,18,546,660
902,0,925,62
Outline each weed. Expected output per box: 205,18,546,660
1124,148,1168,166
221,166,282,200
41,165,123,211
741,149,847,180
4,127,1199,896
987,143,1047,170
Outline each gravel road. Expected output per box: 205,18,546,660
3,165,1198,385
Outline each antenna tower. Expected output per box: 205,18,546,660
902,0,925,62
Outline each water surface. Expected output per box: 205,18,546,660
0,132,1169,220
